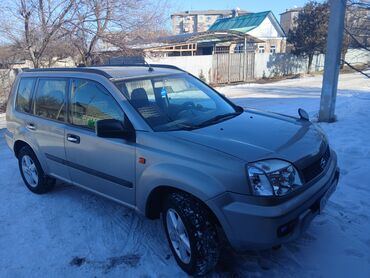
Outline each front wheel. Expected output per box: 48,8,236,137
162,192,220,276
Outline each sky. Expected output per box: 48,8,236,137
169,0,308,19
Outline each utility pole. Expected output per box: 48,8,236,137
318,0,346,122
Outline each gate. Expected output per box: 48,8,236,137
211,51,255,84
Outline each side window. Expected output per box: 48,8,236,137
34,79,67,121
70,79,124,130
15,78,36,113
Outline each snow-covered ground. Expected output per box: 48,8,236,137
1,72,370,277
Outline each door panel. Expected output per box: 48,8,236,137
65,78,136,205
64,126,136,205
30,116,69,181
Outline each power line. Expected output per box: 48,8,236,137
345,27,370,51
342,59,370,78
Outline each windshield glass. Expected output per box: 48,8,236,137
114,74,239,131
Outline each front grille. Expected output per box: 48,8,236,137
301,146,330,183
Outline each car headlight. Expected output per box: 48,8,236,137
247,160,303,196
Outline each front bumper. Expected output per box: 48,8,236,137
207,151,339,251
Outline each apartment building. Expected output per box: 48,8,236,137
171,9,248,34
280,7,302,34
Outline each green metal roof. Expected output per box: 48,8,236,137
208,11,271,33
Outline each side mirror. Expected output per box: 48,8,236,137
96,119,135,140
298,108,310,121
235,105,244,112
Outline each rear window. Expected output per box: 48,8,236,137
34,79,67,121
15,78,36,113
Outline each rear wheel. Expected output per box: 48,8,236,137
162,192,220,276
18,146,55,194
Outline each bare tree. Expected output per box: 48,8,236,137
0,0,169,67
288,1,330,73
0,45,23,68
341,1,370,68
342,0,370,76
65,0,169,65
0,0,76,68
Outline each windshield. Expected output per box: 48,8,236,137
114,74,240,131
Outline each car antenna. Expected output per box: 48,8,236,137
144,60,154,72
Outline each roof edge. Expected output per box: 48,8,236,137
266,11,287,37
208,10,272,33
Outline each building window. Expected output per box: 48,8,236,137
270,45,276,54
258,45,265,53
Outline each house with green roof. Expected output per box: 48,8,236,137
208,11,287,54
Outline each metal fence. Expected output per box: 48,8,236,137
211,51,255,84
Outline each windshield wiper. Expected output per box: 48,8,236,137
161,110,243,131
163,123,199,131
193,111,242,128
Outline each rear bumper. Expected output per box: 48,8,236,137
4,129,14,152
207,151,339,251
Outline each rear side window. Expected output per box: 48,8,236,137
70,79,124,130
15,78,36,113
34,79,67,121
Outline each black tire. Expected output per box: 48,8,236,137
18,146,55,194
162,192,220,276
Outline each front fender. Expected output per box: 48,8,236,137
136,163,226,215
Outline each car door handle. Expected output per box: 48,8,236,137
67,134,80,144
26,123,36,130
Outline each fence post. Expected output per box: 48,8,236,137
227,53,231,84
244,36,247,81
251,53,254,80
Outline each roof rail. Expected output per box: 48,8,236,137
23,67,113,78
148,64,185,72
23,64,185,78
94,63,185,72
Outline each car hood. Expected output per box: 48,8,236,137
170,109,328,165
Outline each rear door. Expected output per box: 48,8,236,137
30,77,70,182
64,78,136,205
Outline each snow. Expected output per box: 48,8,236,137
1,72,370,277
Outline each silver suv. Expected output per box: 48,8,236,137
5,65,339,275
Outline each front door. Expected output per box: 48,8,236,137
64,78,136,205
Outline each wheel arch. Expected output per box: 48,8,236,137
13,139,49,175
145,185,222,228
14,140,33,158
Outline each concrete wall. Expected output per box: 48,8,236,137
344,48,370,65
255,48,370,79
146,55,213,83
254,53,325,78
